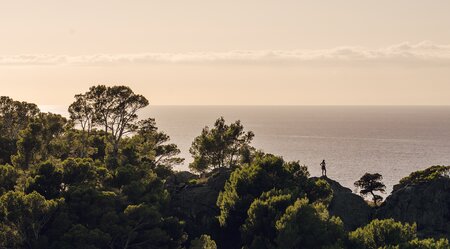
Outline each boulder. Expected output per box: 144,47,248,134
319,177,374,231
170,168,231,240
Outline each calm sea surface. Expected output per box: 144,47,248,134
43,106,450,194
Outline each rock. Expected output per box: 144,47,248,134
318,176,374,231
170,168,231,240
165,171,198,192
377,176,450,238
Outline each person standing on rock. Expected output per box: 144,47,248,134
321,159,327,177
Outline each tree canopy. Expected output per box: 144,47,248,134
189,117,254,173
0,87,448,249
349,219,449,249
354,173,386,206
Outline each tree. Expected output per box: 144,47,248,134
0,191,61,248
12,122,43,169
0,136,17,165
405,238,450,249
394,165,450,192
137,118,184,167
83,85,149,158
38,112,68,160
0,97,40,164
189,117,254,173
275,198,346,249
0,96,40,140
62,158,105,188
0,164,20,195
190,235,217,249
349,219,450,249
118,204,186,249
121,204,163,249
26,161,63,199
241,189,293,249
56,224,111,249
354,173,386,206
117,118,184,181
68,94,95,158
217,155,314,228
349,219,416,249
216,154,330,248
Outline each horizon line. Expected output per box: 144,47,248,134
38,104,450,108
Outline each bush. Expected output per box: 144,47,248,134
275,198,346,249
394,166,450,192
349,219,416,249
190,235,217,249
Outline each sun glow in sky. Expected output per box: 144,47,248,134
1,0,450,105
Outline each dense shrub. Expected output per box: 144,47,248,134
394,165,450,192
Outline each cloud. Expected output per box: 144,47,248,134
1,41,450,66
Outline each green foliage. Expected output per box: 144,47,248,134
2,88,448,249
404,238,450,249
120,117,184,173
241,189,294,249
217,155,288,227
62,158,105,187
217,153,335,248
0,136,17,164
11,113,68,170
349,219,417,249
68,93,95,158
349,219,449,249
0,96,40,140
12,122,43,169
57,224,111,249
275,198,346,249
0,87,190,249
189,117,254,173
217,154,317,228
26,161,63,199
80,85,149,158
0,164,20,195
0,191,61,248
354,173,386,206
308,178,334,203
190,234,217,249
394,165,450,192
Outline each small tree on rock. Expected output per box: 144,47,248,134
354,173,386,206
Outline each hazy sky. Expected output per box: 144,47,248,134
1,0,450,105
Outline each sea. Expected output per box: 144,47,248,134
41,105,450,194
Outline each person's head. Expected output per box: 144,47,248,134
322,159,325,163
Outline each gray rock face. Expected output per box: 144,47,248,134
170,168,231,238
377,177,450,238
321,177,374,231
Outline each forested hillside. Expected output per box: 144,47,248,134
0,85,448,249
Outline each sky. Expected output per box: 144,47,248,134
1,0,450,106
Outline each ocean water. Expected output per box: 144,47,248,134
145,106,450,194
42,105,450,194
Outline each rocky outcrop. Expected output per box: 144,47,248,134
172,173,373,234
169,168,231,239
165,171,197,193
377,177,450,238
168,169,450,240
321,177,374,231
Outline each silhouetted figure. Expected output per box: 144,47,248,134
321,160,327,177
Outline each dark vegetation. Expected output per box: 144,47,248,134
0,85,449,249
354,173,386,206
